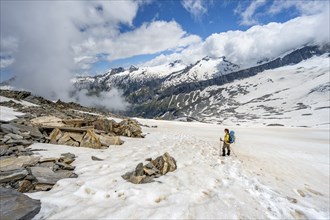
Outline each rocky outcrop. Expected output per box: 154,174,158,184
0,188,41,220
0,153,78,193
122,152,177,184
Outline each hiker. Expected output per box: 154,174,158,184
220,128,231,156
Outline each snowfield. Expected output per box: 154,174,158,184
27,118,329,219
0,106,25,121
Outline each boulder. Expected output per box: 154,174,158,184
34,183,54,191
129,175,146,184
0,169,28,183
0,124,21,135
49,128,63,144
152,152,177,175
98,134,124,146
9,123,44,139
91,156,103,161
55,161,75,170
0,156,40,172
0,188,41,220
30,167,76,185
80,129,101,148
60,153,76,164
0,145,9,156
122,152,177,184
93,118,114,133
17,180,33,193
134,163,144,176
57,132,80,147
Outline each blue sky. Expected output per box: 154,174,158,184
89,0,322,74
0,0,329,84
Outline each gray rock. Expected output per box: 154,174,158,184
121,171,133,180
6,139,32,146
10,123,44,138
34,183,53,191
5,133,24,140
128,175,146,184
30,167,77,184
0,168,28,183
61,152,76,159
55,161,75,170
0,156,40,172
59,156,75,164
17,180,33,193
134,163,144,176
37,161,55,169
0,145,9,156
145,162,155,169
91,156,103,161
152,152,177,175
0,188,41,220
141,176,155,184
0,124,21,135
143,167,160,176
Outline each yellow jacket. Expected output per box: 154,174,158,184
224,133,230,144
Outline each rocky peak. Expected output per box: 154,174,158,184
129,65,138,73
110,67,125,75
168,60,182,67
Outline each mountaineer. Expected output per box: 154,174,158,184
220,128,235,156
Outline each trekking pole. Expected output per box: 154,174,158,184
219,138,223,157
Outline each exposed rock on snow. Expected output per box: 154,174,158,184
0,152,77,193
122,152,177,184
0,188,41,220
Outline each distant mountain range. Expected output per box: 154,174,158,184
71,44,330,127
2,44,329,127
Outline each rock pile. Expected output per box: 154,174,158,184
0,121,48,157
122,152,177,184
0,152,77,192
32,117,144,148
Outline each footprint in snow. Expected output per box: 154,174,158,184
305,187,323,196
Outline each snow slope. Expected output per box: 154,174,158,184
0,106,25,121
27,118,329,219
167,54,330,128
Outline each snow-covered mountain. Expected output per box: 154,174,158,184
71,44,330,128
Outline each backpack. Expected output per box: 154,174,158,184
229,131,235,143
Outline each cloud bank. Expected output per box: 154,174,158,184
0,1,199,110
145,11,330,67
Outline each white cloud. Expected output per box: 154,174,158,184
235,0,267,26
0,0,201,110
181,0,209,20
72,20,201,66
269,0,329,16
144,12,330,67
236,0,329,27
0,57,15,68
0,0,142,110
75,89,130,111
0,36,18,68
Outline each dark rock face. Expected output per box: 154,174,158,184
0,188,41,220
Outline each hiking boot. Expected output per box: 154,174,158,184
222,154,226,156
227,150,230,156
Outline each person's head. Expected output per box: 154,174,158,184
224,128,229,134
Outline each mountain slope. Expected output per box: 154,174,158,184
36,44,330,127
158,54,329,128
